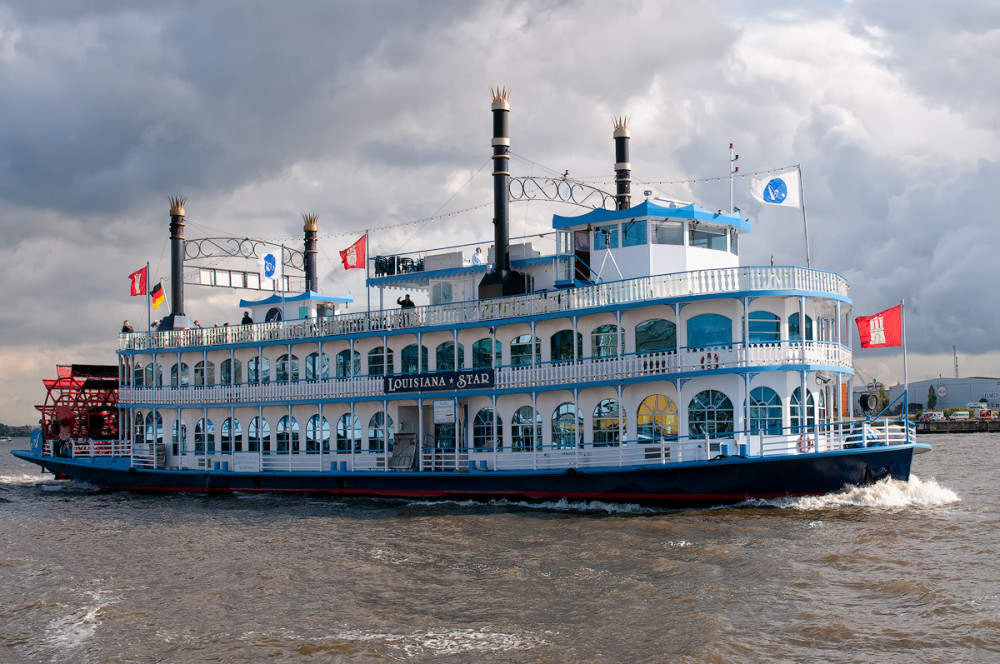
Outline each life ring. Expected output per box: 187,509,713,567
700,352,720,370
797,435,814,453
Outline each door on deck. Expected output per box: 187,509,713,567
574,230,591,282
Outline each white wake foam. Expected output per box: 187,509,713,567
744,475,960,511
315,627,548,657
43,588,119,652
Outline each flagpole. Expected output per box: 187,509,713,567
146,261,151,335
280,244,286,322
901,298,909,423
797,165,812,268
365,230,371,314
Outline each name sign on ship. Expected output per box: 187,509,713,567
384,369,496,394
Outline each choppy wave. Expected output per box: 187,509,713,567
405,496,659,514
300,627,549,657
42,588,119,654
744,475,960,511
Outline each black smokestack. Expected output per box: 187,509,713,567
303,213,318,292
479,87,526,299
157,196,194,330
614,117,631,210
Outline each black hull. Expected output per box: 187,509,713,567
12,446,918,507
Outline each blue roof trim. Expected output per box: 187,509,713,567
366,256,559,288
552,200,750,232
239,290,354,307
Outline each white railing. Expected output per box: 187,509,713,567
118,341,851,406
119,266,849,351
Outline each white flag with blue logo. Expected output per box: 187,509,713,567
257,250,283,287
750,168,801,208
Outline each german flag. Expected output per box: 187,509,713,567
150,281,165,310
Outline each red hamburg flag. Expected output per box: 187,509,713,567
855,305,902,348
340,234,366,270
128,266,147,296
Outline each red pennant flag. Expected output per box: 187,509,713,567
340,234,366,270
150,281,165,310
128,266,147,296
855,305,902,348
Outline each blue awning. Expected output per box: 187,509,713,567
239,290,354,307
552,200,750,231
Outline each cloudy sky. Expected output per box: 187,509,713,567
1,0,997,424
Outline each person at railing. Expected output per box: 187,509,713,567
397,294,415,308
122,320,133,333
241,311,253,325
471,247,485,266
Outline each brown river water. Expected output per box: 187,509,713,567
1,434,997,663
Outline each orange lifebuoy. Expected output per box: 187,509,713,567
700,352,720,370
797,435,813,453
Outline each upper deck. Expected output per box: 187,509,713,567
119,264,849,352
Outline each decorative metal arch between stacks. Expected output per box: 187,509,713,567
509,176,616,210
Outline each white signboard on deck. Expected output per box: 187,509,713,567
433,400,455,424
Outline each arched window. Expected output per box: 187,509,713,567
277,416,299,454
134,363,144,387
748,312,780,344
172,419,187,456
635,319,677,354
591,324,622,358
401,344,427,374
472,338,501,368
305,352,330,381
337,413,361,452
637,395,677,442
247,356,270,384
221,358,242,385
552,403,582,449
221,417,242,453
133,410,144,443
435,341,465,372
170,363,189,387
336,350,360,378
194,418,214,455
688,390,734,440
817,389,827,426
368,412,394,452
144,362,164,387
791,387,816,433
306,415,330,453
749,387,782,435
593,399,624,447
510,335,539,366
145,411,162,444
789,313,814,341
687,314,732,349
248,416,269,453
276,354,299,382
368,347,394,376
550,330,582,364
194,360,215,386
511,406,541,452
473,408,502,451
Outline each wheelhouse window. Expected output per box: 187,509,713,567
687,313,732,348
689,226,727,251
635,319,677,354
431,282,454,305
637,394,677,442
688,390,734,440
552,403,582,449
594,223,619,250
622,219,647,247
593,399,624,447
748,312,780,344
510,335,539,366
652,220,684,245
749,387,782,435
368,347,394,376
591,324,622,358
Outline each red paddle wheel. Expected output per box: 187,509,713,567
36,364,120,443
